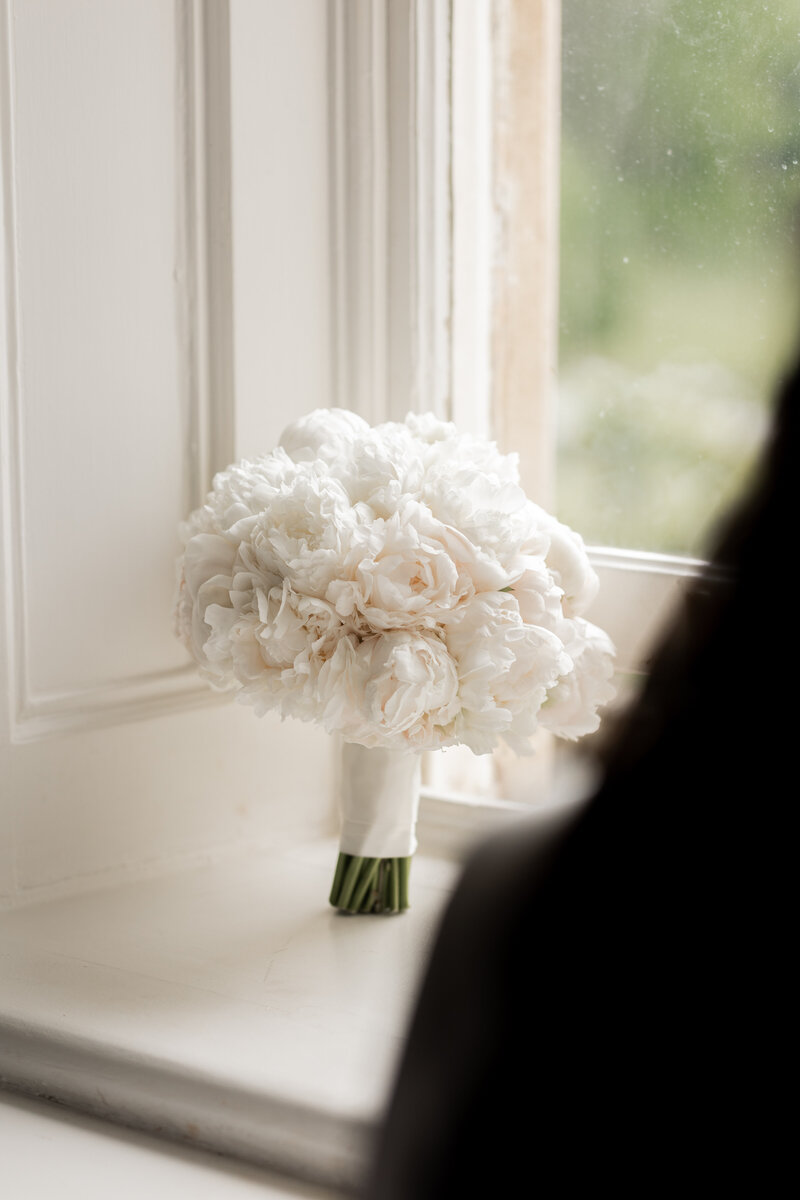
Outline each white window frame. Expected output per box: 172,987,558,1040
328,1,704,842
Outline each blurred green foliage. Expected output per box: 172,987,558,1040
558,0,800,554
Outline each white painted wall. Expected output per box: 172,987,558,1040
0,0,336,906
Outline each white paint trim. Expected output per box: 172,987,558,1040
418,760,594,859
327,0,388,424
194,0,236,480
327,0,348,418
586,548,725,677
176,0,235,507
0,1026,369,1193
588,546,713,578
409,0,452,421
450,0,493,436
175,0,205,513
0,0,30,747
10,668,229,746
328,0,452,425
1,0,235,745
583,549,729,672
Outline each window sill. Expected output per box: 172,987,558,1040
0,1089,348,1200
0,767,593,1195
0,836,461,1195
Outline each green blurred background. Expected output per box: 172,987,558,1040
557,0,800,555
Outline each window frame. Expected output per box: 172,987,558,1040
327,0,711,834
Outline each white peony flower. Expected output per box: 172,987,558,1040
537,508,600,617
174,407,616,756
325,499,513,632
539,617,617,739
280,407,370,466
508,552,566,628
319,629,460,751
402,411,457,445
444,593,573,755
180,450,298,543
248,470,357,598
174,532,238,689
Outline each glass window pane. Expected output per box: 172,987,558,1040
558,0,800,555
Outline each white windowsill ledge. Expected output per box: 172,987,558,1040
0,837,461,1195
0,768,593,1196
0,1089,352,1200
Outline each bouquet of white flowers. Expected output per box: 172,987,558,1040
174,408,616,913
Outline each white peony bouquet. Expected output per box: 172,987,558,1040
174,408,616,913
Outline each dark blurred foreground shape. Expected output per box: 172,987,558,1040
361,351,798,1196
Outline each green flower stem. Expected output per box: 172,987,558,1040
337,854,364,910
329,852,412,915
350,857,380,911
328,851,349,904
399,856,410,910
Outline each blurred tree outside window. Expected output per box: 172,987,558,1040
558,0,800,556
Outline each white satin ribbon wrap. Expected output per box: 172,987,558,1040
338,743,422,858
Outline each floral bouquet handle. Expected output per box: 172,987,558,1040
329,744,421,914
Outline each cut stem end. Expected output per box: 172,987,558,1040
329,852,412,915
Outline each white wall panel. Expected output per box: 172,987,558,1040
0,0,336,904
11,0,188,699
6,704,335,900
1,0,234,743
